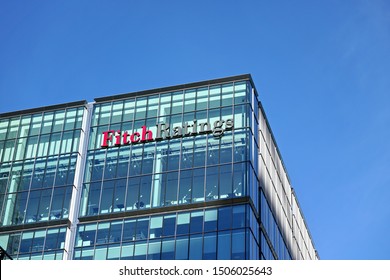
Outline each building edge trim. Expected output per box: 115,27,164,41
0,100,87,118
94,74,253,103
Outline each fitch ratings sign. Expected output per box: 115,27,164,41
101,119,234,148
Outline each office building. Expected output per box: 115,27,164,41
0,74,318,260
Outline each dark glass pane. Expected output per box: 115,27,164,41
205,166,218,201
110,221,123,243
100,180,114,214
87,182,101,215
178,170,192,204
232,229,245,260
190,211,203,234
96,222,110,244
163,214,176,236
135,218,149,240
165,172,178,206
192,168,204,202
204,209,217,232
139,176,152,209
45,229,59,250
232,205,246,229
176,212,190,235
217,231,231,260
219,164,232,199
203,233,216,260
113,179,126,212
218,206,231,230
122,220,136,241
19,232,34,253
126,177,140,211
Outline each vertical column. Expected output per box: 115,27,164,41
63,103,93,260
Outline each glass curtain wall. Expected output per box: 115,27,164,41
80,81,256,217
0,106,84,227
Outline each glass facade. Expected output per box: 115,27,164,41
0,75,318,260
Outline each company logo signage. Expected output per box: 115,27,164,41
101,119,234,148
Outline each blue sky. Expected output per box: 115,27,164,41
1,1,389,260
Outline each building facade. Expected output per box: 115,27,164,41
0,75,318,260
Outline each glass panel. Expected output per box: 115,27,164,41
234,82,247,104
53,110,65,132
126,177,140,211
209,85,221,109
50,187,65,220
161,238,175,260
181,138,193,169
147,95,159,118
205,166,218,201
113,179,126,212
219,164,232,199
196,87,208,110
87,182,101,215
29,114,42,136
192,168,204,202
204,209,217,232
107,221,125,245
0,119,8,141
233,162,246,197
139,175,152,209
149,216,163,239
45,229,59,250
121,242,134,259
96,222,110,244
91,150,105,181
123,99,135,121
189,234,202,260
175,236,189,260
190,211,203,234
94,245,107,259
64,108,77,130
100,180,114,214
41,112,54,134
7,117,20,139
233,204,246,229
111,101,123,124
38,189,52,221
19,231,34,253
203,232,216,260
171,91,183,114
122,220,136,241
135,218,148,240
232,229,245,259
107,245,121,260
31,230,45,252
134,242,147,260
163,214,176,236
25,190,40,223
148,239,161,260
184,89,196,112
99,103,111,126
11,192,28,225
176,212,190,235
135,97,147,119
193,135,206,167
217,231,231,259
178,170,191,204
165,172,178,206
218,206,231,230
222,83,234,106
